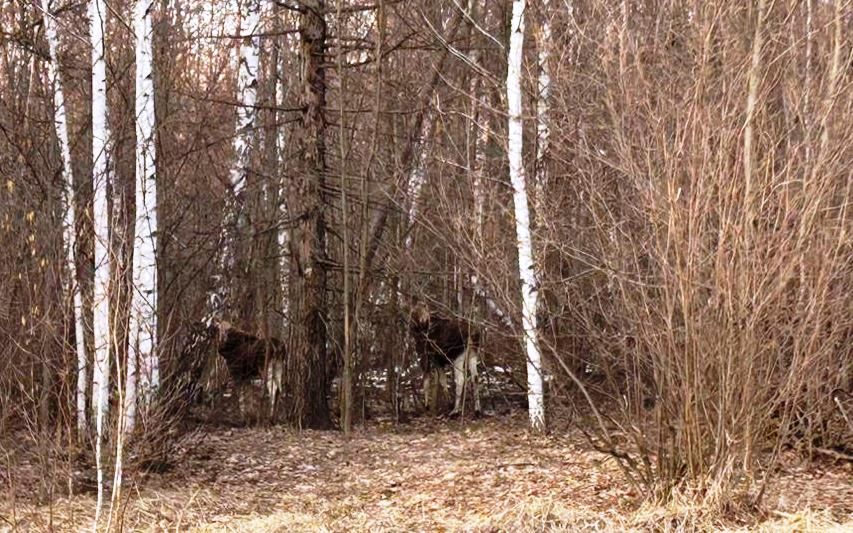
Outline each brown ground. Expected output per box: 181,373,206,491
1,414,851,532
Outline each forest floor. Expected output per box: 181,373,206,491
1,412,851,532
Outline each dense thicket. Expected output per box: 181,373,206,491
0,0,849,510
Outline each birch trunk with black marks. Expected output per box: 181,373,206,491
507,0,545,431
41,0,88,440
106,0,159,516
89,0,112,519
209,0,262,320
402,112,436,250
127,0,158,436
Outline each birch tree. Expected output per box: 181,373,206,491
231,0,261,197
41,0,88,439
533,0,553,227
259,4,287,340
275,38,289,330
127,0,158,435
210,0,261,319
469,63,487,246
507,0,545,430
110,0,157,504
265,0,335,427
89,0,112,518
402,109,436,250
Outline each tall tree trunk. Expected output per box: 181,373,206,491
275,38,289,336
260,3,280,333
89,0,112,519
335,0,352,435
232,0,261,197
115,38,156,495
470,67,487,248
533,0,552,230
127,0,158,434
507,0,545,431
41,0,88,441
739,0,767,470
289,0,331,428
209,0,262,322
362,0,387,419
401,112,436,250
259,2,286,419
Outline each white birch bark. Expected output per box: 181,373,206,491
89,0,111,519
127,0,158,435
276,37,289,332
403,110,435,249
231,0,261,196
470,75,488,243
110,3,158,512
41,0,88,439
507,0,545,430
210,0,261,318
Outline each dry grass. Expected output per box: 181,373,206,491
1,414,850,532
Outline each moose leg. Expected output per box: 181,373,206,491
467,347,481,415
437,368,450,413
237,382,249,424
265,358,283,422
450,353,466,415
423,371,431,408
424,368,448,415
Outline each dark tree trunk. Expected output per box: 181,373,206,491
286,0,331,429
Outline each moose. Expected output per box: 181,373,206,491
214,320,285,422
410,304,481,416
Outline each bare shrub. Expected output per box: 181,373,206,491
541,0,851,506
